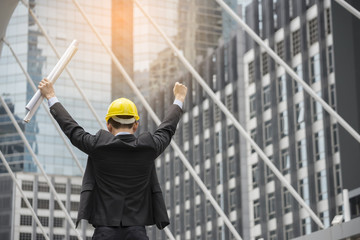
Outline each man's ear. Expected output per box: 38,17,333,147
133,121,139,133
107,122,112,133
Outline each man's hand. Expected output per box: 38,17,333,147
38,78,56,100
173,82,187,103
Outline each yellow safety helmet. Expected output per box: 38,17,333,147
105,98,140,122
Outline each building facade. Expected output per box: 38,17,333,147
0,172,93,240
143,0,350,239
0,0,112,176
243,0,342,239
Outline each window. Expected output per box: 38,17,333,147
71,201,79,211
276,40,284,60
316,170,328,201
250,94,256,118
262,52,269,75
264,120,272,146
54,200,66,210
250,128,257,153
314,130,325,161
214,105,221,122
183,122,189,141
283,187,291,214
226,94,233,112
289,0,294,19
312,92,323,122
258,0,263,37
317,170,328,201
71,184,81,194
253,199,260,225
36,234,46,240
175,214,181,235
205,139,210,158
55,183,66,194
21,198,32,208
252,163,259,188
19,233,31,240
206,202,212,222
335,164,342,194
20,215,32,226
267,193,275,219
329,84,336,110
216,163,223,185
301,217,311,235
215,132,220,154
308,17,318,45
279,111,289,138
292,30,301,56
203,109,210,128
22,181,33,191
328,46,334,73
194,116,199,135
38,216,49,227
37,199,49,209
195,205,201,225
281,148,290,175
266,156,274,182
320,210,330,228
53,217,64,228
273,0,278,29
293,65,303,93
230,189,236,211
332,124,339,153
269,230,276,240
278,75,287,102
299,177,310,205
185,210,190,230
310,53,321,83
54,235,65,240
205,169,211,189
297,139,308,168
295,102,305,130
227,125,234,147
38,182,49,192
228,156,235,178
285,224,293,240
248,61,255,83
263,85,271,110
326,8,332,34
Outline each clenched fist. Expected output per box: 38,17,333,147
38,78,56,100
173,82,187,103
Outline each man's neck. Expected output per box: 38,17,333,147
112,128,133,136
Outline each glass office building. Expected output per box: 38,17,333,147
243,0,342,239
0,0,112,176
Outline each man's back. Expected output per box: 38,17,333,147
88,131,159,226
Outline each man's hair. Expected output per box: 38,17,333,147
108,115,136,129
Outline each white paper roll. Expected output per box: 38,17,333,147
24,40,79,123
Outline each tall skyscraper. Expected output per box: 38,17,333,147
0,0,112,176
111,0,134,99
0,1,113,239
145,0,358,239
243,0,343,239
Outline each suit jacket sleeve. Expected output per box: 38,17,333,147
152,104,183,157
49,102,99,155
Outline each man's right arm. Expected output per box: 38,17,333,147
39,78,98,155
152,82,187,156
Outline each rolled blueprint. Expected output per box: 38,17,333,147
24,40,79,123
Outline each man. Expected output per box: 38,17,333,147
38,78,187,239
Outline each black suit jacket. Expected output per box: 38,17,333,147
50,102,183,229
